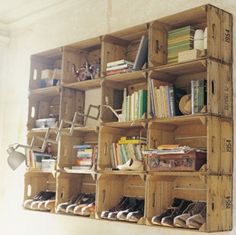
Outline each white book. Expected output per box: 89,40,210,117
107,59,134,68
106,63,132,71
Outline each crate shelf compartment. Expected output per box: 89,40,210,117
24,171,57,212
98,125,147,171
61,86,102,129
58,128,98,172
101,24,148,77
148,115,232,174
146,174,232,232
101,79,147,123
96,173,146,224
29,48,63,90
56,172,96,218
62,37,101,85
148,59,232,118
148,4,232,67
28,92,60,130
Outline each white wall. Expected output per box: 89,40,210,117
0,0,235,234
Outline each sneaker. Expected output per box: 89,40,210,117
73,196,95,215
100,197,129,219
126,199,144,222
161,199,192,227
186,204,206,229
117,199,144,220
151,198,183,225
174,201,206,228
66,193,88,214
30,191,55,210
117,159,143,171
80,202,96,216
38,197,55,211
24,191,45,209
56,193,82,213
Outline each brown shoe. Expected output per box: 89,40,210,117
186,204,206,229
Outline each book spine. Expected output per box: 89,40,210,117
107,59,133,68
198,80,204,112
112,143,119,166
166,86,171,117
169,86,175,116
106,68,131,76
106,63,132,71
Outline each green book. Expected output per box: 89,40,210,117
139,90,147,119
120,144,128,163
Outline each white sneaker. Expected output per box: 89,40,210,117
117,159,143,171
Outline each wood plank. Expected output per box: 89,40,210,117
62,78,102,90
29,86,61,97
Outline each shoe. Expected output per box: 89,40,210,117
174,201,206,228
66,193,89,214
56,193,82,213
30,191,55,210
100,197,129,219
107,197,136,220
186,204,206,229
151,198,183,225
80,202,96,216
117,199,143,220
73,195,95,215
161,199,192,227
24,191,45,209
117,159,143,171
126,199,144,222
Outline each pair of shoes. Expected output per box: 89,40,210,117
57,193,95,216
174,201,206,228
117,199,144,222
56,193,82,213
117,159,143,171
73,194,95,216
101,197,144,223
24,191,55,211
151,198,192,227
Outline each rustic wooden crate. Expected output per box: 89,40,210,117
58,129,98,170
98,125,147,170
148,4,232,67
61,86,102,128
27,93,60,130
29,48,62,89
56,172,96,217
24,172,56,212
62,37,101,84
101,24,148,77
96,173,145,224
148,115,233,174
148,59,232,118
101,79,147,123
146,174,232,232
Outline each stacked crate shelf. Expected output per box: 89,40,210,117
24,4,232,232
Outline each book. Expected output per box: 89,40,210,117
106,68,132,76
107,59,134,68
133,35,148,71
106,63,133,71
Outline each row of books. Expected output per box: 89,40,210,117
168,25,195,64
149,80,185,118
191,80,207,114
109,136,146,168
121,88,147,121
73,144,98,167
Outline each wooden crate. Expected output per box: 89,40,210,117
98,125,147,170
148,4,232,67
148,115,233,174
28,93,60,130
146,174,232,232
29,48,62,89
96,173,145,224
62,37,101,84
101,79,147,123
148,59,232,118
101,24,148,77
56,173,96,217
61,86,101,128
24,172,56,211
58,129,98,170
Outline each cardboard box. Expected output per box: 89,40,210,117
178,49,204,63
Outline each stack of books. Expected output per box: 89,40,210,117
106,59,133,76
73,144,97,168
191,80,207,114
121,88,147,121
168,26,195,64
149,80,186,118
109,136,146,168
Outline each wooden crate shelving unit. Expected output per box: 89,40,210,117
24,4,233,232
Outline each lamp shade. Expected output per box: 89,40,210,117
7,146,26,170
